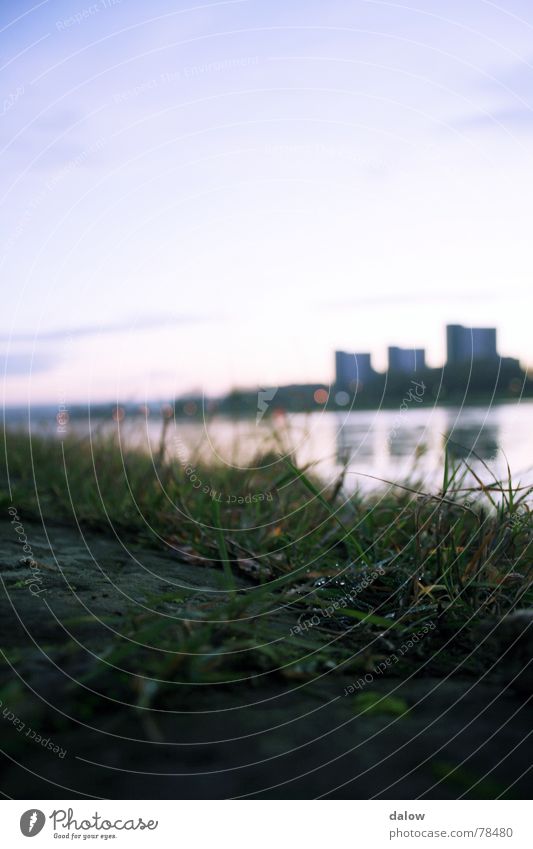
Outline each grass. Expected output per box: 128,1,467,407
1,422,532,709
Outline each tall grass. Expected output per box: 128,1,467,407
1,423,531,697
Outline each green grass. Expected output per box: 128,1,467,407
1,425,532,707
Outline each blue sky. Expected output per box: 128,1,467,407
2,0,533,404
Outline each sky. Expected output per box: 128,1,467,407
2,0,533,405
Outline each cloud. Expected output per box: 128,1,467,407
450,57,533,132
0,313,209,344
321,290,503,310
452,106,533,131
1,350,59,377
484,57,533,103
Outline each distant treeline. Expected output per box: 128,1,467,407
172,358,531,417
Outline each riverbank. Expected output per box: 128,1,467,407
0,430,531,798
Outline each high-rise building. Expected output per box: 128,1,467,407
335,351,375,389
446,324,498,365
388,346,426,373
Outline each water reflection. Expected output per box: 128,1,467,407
336,423,374,464
388,424,427,457
329,405,517,490
444,413,500,461
7,400,532,492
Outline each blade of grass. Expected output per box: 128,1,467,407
283,458,370,566
212,499,236,590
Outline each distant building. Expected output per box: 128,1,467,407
335,351,375,390
446,324,498,365
388,346,426,373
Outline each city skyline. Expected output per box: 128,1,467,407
4,320,527,410
335,322,514,388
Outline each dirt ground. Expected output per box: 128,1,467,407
0,518,530,799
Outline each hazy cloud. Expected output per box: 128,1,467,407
452,106,533,131
1,350,59,376
0,313,211,344
321,291,504,310
452,57,533,132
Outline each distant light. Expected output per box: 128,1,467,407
314,388,329,405
112,406,125,423
335,391,350,406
